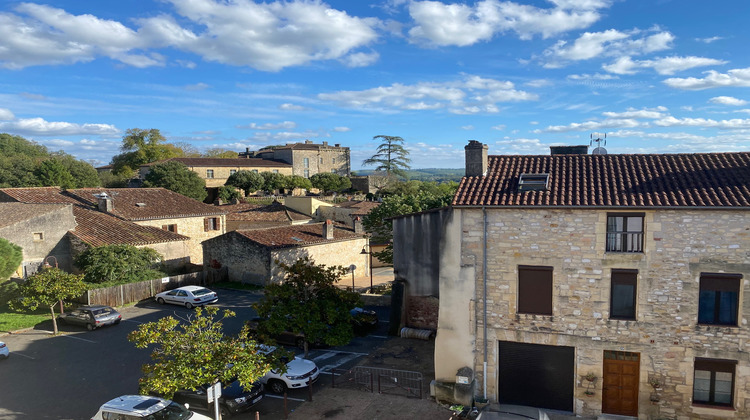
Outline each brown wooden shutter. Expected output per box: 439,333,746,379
204,218,209,232
518,266,553,315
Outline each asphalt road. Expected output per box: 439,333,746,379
0,288,391,420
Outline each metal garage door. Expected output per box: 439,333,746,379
498,341,575,411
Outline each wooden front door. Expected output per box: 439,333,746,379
602,350,640,416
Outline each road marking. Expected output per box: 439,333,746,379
310,352,337,362
313,349,368,356
318,353,362,373
58,334,97,343
263,394,307,402
10,352,34,360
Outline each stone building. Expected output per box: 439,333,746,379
203,221,367,285
221,200,311,231
391,141,750,419
240,140,350,178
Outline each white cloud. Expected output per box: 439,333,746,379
525,79,552,88
237,121,297,130
567,73,618,80
653,116,750,129
491,124,506,130
0,117,119,136
540,118,641,132
341,51,380,68
319,74,537,114
664,67,750,90
0,108,14,120
696,36,723,44
0,1,380,71
542,28,674,67
461,125,474,130
710,96,748,106
601,106,667,119
332,126,350,132
184,82,210,91
279,103,307,111
604,55,725,75
407,0,610,46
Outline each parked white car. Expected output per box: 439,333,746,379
258,345,319,394
155,286,218,309
0,341,8,359
91,395,212,420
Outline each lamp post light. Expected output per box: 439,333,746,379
361,240,374,293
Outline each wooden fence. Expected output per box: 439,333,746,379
78,272,205,307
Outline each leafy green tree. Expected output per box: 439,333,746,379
98,170,130,188
0,155,40,187
310,173,352,194
0,238,22,280
111,128,184,176
253,257,360,357
260,172,287,194
75,244,164,284
363,187,456,264
285,175,313,191
35,159,75,189
225,170,264,196
11,267,87,334
362,135,411,178
143,161,208,202
54,154,101,187
217,185,242,202
128,306,272,400
204,148,239,158
0,133,48,157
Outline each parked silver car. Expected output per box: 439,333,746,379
155,286,218,309
58,305,121,331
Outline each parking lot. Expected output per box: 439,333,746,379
0,288,392,420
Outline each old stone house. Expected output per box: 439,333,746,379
0,187,190,271
203,220,367,285
392,141,750,419
240,140,351,178
0,202,77,277
221,200,311,231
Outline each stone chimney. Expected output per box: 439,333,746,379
353,216,364,234
97,193,113,212
323,220,335,239
465,140,488,177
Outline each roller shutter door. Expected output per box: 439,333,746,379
498,341,574,411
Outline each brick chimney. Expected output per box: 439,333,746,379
97,192,113,212
323,220,334,239
353,216,363,234
465,140,488,177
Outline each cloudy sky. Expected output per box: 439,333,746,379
2,0,750,169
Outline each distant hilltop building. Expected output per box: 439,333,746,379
239,140,351,178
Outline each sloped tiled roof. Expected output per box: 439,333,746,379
453,153,750,208
0,203,72,229
66,188,225,220
224,201,311,222
0,187,78,204
234,222,362,249
70,207,189,246
259,142,347,151
335,200,380,215
141,157,291,168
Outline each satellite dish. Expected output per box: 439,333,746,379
592,147,608,155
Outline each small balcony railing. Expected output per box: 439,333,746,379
606,232,643,253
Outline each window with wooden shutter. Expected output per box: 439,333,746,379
518,265,553,315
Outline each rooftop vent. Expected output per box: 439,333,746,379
136,203,146,207
518,173,549,192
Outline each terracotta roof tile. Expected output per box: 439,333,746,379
142,157,291,168
335,200,380,215
0,203,72,228
235,222,361,249
0,187,78,204
66,188,225,220
224,201,311,222
70,207,189,247
453,153,750,208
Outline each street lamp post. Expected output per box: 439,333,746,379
361,239,374,293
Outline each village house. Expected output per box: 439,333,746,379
239,140,351,178
0,187,190,272
203,220,367,285
221,200,311,231
391,140,750,419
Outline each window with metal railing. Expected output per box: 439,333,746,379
606,214,644,252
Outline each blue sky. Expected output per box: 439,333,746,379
2,0,750,170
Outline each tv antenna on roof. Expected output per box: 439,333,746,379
590,133,607,155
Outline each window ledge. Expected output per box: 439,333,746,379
516,313,553,320
695,324,741,331
691,403,735,416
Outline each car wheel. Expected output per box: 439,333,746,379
114,319,121,325
86,323,94,331
295,337,306,349
220,405,231,418
157,297,165,304
185,302,194,309
268,379,287,394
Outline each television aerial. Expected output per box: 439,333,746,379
590,133,607,155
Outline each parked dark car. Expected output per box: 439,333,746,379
170,380,264,418
350,307,378,335
58,305,121,331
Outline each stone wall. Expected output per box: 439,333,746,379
456,208,750,419
272,237,368,284
136,215,226,265
202,232,270,284
405,295,439,330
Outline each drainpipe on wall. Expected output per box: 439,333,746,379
483,207,488,400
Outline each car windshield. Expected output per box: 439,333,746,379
192,289,212,297
144,401,193,420
92,308,113,316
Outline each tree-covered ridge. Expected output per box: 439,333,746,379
0,133,100,189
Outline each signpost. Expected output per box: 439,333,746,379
349,264,357,290
207,382,222,420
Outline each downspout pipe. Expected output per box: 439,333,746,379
482,206,488,400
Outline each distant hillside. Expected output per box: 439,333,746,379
354,168,464,182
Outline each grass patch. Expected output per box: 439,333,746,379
213,281,264,292
0,302,51,333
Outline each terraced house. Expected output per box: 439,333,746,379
393,141,750,419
